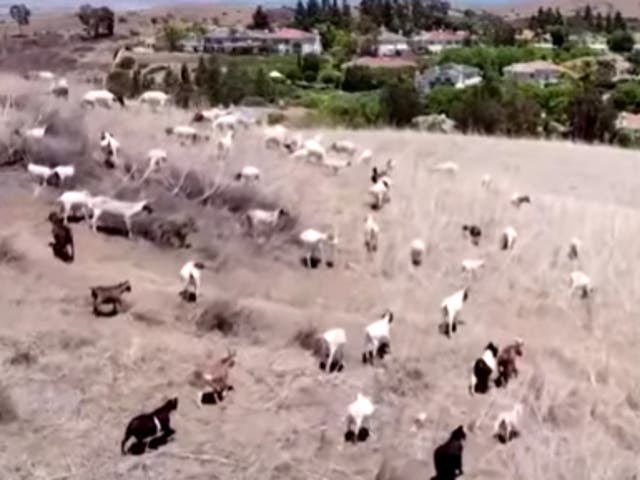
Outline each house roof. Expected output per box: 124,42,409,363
270,28,317,41
344,56,417,69
412,30,469,42
617,112,640,130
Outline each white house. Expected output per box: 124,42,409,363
376,28,410,57
503,60,567,86
269,28,322,55
410,30,469,54
416,63,482,92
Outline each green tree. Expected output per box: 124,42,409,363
594,12,604,31
582,5,593,27
253,67,273,100
163,68,179,91
251,5,270,30
611,82,640,113
163,22,186,51
607,30,634,53
294,0,307,29
301,53,322,81
568,84,616,143
194,56,208,88
176,63,193,108
605,12,613,33
613,10,626,31
549,26,567,49
380,77,421,126
340,0,352,29
204,55,222,105
130,67,142,97
221,64,248,105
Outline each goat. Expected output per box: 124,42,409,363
47,211,74,263
27,163,75,195
100,131,120,168
345,393,375,443
371,159,394,183
500,227,518,251
192,348,236,406
290,147,310,162
369,178,392,210
317,327,347,373
28,70,56,80
568,237,581,261
121,398,178,455
192,108,229,124
217,130,234,161
322,156,352,175
90,280,132,316
82,89,125,108
212,113,241,132
301,138,326,163
330,140,357,156
481,174,492,189
138,90,169,109
569,270,593,298
179,260,205,303
245,208,288,238
433,425,466,480
469,342,498,395
462,224,482,246
234,165,261,183
362,310,394,365
88,196,153,238
263,124,288,149
165,125,203,144
510,193,531,208
136,149,168,184
299,228,338,268
410,238,426,266
440,287,469,337
364,214,380,253
430,162,459,174
57,190,92,224
495,338,524,388
461,259,485,275
358,149,373,165
49,78,69,99
494,403,523,444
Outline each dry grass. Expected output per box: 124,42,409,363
0,75,639,480
0,237,24,265
0,385,18,424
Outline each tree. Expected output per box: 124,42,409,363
613,11,626,31
251,5,270,30
175,63,193,108
340,0,352,29
607,30,634,54
253,67,273,100
162,68,179,91
204,55,222,105
594,12,604,31
549,26,567,49
568,84,616,143
582,5,593,27
9,4,31,35
301,53,322,81
194,56,208,88
294,0,307,29
162,22,186,51
381,77,422,126
130,67,142,97
220,64,248,105
77,4,115,39
604,12,613,33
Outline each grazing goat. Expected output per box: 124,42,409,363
27,163,75,195
440,287,469,337
364,214,380,253
500,227,518,251
371,159,394,183
50,78,69,99
330,140,357,156
165,125,203,144
217,130,234,160
48,212,74,263
461,259,485,275
138,90,169,109
369,178,392,210
299,228,338,268
469,342,498,395
90,281,132,316
192,348,236,405
462,224,482,246
100,131,120,168
358,149,373,165
410,238,426,266
481,174,492,189
568,237,581,261
301,138,326,163
57,190,92,224
495,338,524,388
433,425,466,480
235,165,261,183
17,126,46,140
245,208,288,238
430,162,459,174
263,125,288,149
569,270,593,298
318,327,347,373
510,193,531,208
345,393,375,443
213,113,242,132
88,196,153,238
121,398,178,454
82,89,125,108
494,403,523,444
362,310,394,365
192,108,228,123
179,260,205,302
322,156,352,175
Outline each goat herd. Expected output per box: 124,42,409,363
11,72,598,479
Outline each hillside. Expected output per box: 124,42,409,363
484,0,640,18
0,76,639,479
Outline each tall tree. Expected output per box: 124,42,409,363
9,4,31,35
569,84,616,143
176,63,193,108
204,55,222,105
583,5,593,26
294,0,307,29
251,6,270,30
595,12,604,31
613,10,626,31
340,0,352,29
605,12,613,33
194,56,208,88
306,0,320,26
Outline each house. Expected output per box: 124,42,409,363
376,28,410,57
269,28,322,55
616,112,640,131
343,56,417,70
503,60,568,85
416,63,482,92
179,34,203,53
203,27,269,54
572,33,609,53
410,30,469,54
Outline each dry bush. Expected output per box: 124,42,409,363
131,310,165,327
291,324,319,352
0,385,18,424
7,349,37,367
195,299,256,338
0,237,24,265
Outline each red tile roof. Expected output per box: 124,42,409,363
270,28,316,40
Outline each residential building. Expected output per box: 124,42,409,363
503,60,567,85
376,28,410,57
410,30,469,54
616,112,640,131
202,26,321,55
269,28,322,55
416,63,482,92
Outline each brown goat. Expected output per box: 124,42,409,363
495,338,524,388
48,211,74,263
90,280,132,316
192,348,236,405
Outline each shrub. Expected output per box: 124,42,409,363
301,53,322,81
267,111,286,125
106,69,132,98
611,82,640,113
608,30,635,54
568,84,617,142
381,78,422,126
116,55,136,70
318,68,342,87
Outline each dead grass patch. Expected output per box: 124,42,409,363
195,299,256,339
291,324,319,352
131,310,165,327
0,237,24,265
0,385,18,424
7,349,37,367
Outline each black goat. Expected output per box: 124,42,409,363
462,224,482,246
48,212,74,263
121,397,178,455
433,425,466,480
90,280,132,316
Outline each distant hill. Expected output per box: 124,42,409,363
478,0,640,19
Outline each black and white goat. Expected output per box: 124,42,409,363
345,393,375,443
179,260,205,302
362,310,394,365
121,398,178,455
462,224,482,246
317,327,347,373
469,342,498,395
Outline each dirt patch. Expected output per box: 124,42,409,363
0,237,24,265
195,299,257,339
0,385,18,424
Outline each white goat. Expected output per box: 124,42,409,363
369,178,391,210
481,174,492,189
27,163,75,195
362,310,394,365
363,214,379,253
88,196,153,238
290,147,310,161
322,156,352,175
193,107,229,123
318,327,347,373
330,140,357,156
299,228,338,268
49,78,69,99
245,208,288,237
235,166,261,183
461,259,485,274
410,238,426,266
29,70,56,80
494,403,524,443
500,227,518,251
301,138,326,163
440,287,469,337
430,161,459,174
569,271,593,298
345,393,375,443
510,193,531,208
166,125,204,143
213,113,241,132
138,90,169,109
263,125,288,149
568,237,581,261
22,126,47,140
100,131,120,168
358,149,373,165
180,260,205,302
82,89,125,108
217,130,234,161
57,190,92,224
